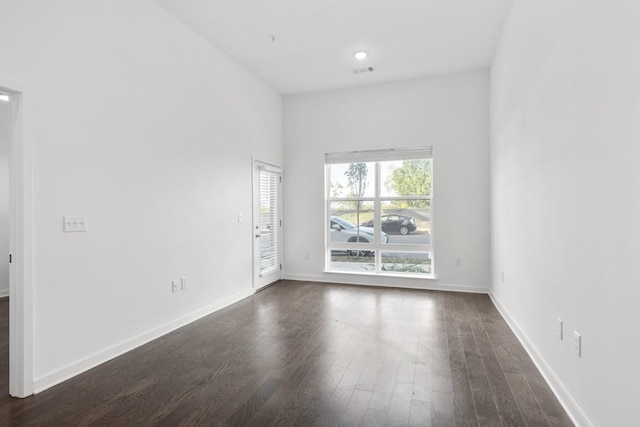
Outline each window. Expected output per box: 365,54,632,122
258,169,279,273
325,147,433,277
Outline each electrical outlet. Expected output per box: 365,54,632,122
304,252,310,260
501,272,504,282
573,331,582,357
455,258,462,267
238,212,243,223
556,318,563,339
172,280,180,293
181,277,188,290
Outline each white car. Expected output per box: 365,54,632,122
330,216,388,256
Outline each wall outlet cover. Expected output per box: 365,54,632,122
556,318,563,339
573,331,582,357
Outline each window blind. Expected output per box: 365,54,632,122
259,170,279,273
325,146,432,164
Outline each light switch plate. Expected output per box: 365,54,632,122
64,216,88,232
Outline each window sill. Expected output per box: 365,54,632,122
323,269,436,280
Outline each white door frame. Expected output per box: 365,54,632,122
1,77,34,398
252,158,283,291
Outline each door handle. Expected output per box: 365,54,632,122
255,234,261,238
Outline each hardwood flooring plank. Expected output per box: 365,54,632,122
286,356,344,425
244,414,275,427
409,399,432,427
525,376,574,427
504,372,551,427
362,407,388,427
443,294,479,427
225,377,282,426
386,381,413,427
355,346,386,393
431,296,453,396
470,296,572,427
340,388,372,425
412,362,432,402
0,283,572,427
432,391,454,427
458,318,502,427
368,348,401,411
462,296,525,427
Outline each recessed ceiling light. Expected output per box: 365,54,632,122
0,95,9,102
354,51,367,60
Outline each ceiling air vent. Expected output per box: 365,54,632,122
353,66,375,74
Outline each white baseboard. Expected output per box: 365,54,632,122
283,273,489,294
489,293,592,427
33,287,255,394
0,289,8,298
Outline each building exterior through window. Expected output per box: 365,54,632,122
325,147,434,277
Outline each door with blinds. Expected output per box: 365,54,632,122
253,161,282,290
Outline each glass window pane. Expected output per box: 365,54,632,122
381,252,432,275
329,201,378,245
380,201,431,245
325,152,435,277
380,159,431,198
330,250,376,272
329,162,375,198
259,171,279,273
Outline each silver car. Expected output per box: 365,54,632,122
330,216,388,256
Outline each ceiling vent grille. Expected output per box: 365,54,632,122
353,66,375,74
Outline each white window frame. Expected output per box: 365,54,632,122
325,147,434,277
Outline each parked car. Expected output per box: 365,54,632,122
361,215,417,235
330,216,388,256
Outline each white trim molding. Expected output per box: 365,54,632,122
489,293,593,427
0,76,35,398
0,290,9,298
33,287,255,393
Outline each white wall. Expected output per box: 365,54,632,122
0,1,282,390
284,70,490,291
491,0,640,425
0,99,9,296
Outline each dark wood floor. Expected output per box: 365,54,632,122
0,282,573,426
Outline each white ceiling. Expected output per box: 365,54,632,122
156,0,514,95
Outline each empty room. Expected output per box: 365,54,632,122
0,0,637,426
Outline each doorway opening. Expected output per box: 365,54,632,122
0,80,34,398
0,90,10,395
252,160,282,291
